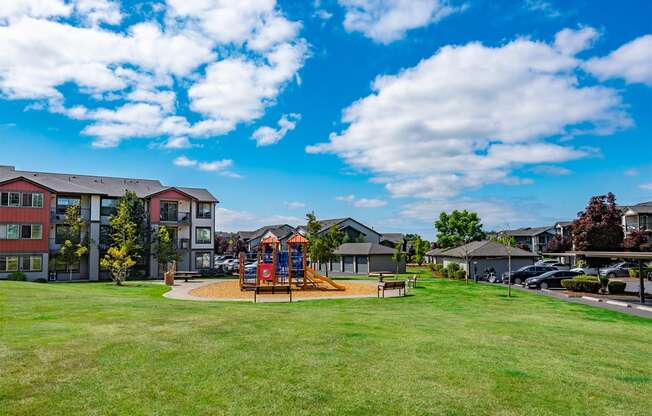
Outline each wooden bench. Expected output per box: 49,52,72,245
378,280,406,298
254,285,292,303
174,271,201,283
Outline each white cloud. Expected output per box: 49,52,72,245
173,155,197,167
624,168,640,176
639,183,652,191
529,165,572,176
524,0,561,18
0,0,307,147
554,26,599,56
336,194,387,208
308,29,631,205
173,155,241,178
584,35,652,86
285,201,306,209
251,113,301,146
313,0,333,20
158,137,197,149
338,0,465,44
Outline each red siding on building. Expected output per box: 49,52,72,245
0,178,50,252
148,189,192,224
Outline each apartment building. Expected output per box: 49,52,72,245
0,166,217,281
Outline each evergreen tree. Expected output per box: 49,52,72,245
56,204,89,281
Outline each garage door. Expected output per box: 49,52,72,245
343,256,354,273
356,256,368,274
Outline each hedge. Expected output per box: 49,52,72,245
608,281,627,295
454,270,467,280
7,272,26,281
561,276,601,293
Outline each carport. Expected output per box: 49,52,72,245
570,251,652,304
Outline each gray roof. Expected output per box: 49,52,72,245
426,247,448,256
239,224,297,241
501,226,554,237
554,221,573,227
380,233,404,243
624,201,652,214
430,240,538,258
0,165,217,202
334,242,396,256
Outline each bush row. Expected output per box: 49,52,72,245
561,275,628,295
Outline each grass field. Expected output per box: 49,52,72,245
1,268,651,415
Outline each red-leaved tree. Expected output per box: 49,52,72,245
545,235,572,253
572,193,623,253
623,230,652,252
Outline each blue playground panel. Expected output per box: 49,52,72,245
248,251,306,284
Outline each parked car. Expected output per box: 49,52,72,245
244,261,258,272
535,259,570,270
524,270,582,289
570,266,598,276
503,265,557,285
599,262,638,278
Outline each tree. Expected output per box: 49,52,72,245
305,212,342,277
153,226,179,273
491,233,517,297
101,196,139,285
435,210,485,248
214,233,230,254
392,242,404,274
117,191,148,259
544,235,572,253
55,204,89,281
411,235,430,266
623,230,652,252
572,193,623,266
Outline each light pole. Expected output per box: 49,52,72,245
507,245,512,297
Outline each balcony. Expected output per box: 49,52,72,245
160,211,190,224
175,238,190,250
50,207,91,222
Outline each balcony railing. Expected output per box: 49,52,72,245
160,211,190,223
50,207,91,222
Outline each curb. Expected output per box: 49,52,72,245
579,295,652,312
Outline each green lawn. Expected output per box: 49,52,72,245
1,268,651,415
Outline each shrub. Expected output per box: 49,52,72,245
561,276,600,293
33,278,48,284
7,272,27,281
428,263,436,271
454,270,466,280
441,268,448,279
445,263,461,273
608,281,627,295
430,263,445,277
628,267,652,278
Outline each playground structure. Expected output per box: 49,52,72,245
239,233,345,291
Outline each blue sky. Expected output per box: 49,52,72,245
0,0,651,239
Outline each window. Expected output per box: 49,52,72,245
22,193,33,207
197,202,212,219
32,193,43,208
0,225,4,239
195,252,211,269
55,225,73,244
1,256,19,272
21,224,32,239
9,192,20,206
6,224,18,239
160,201,178,222
0,192,7,206
31,224,42,240
56,196,80,214
100,198,118,217
195,227,211,244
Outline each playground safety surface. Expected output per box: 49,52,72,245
189,279,380,301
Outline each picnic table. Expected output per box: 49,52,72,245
174,271,201,282
369,271,395,282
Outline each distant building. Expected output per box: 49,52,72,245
499,226,555,254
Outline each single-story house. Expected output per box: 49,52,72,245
427,240,538,279
314,242,406,275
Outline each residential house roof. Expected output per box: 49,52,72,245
334,242,396,256
429,240,538,258
554,221,573,228
238,224,296,241
501,226,554,237
0,165,218,202
623,201,652,214
380,233,404,243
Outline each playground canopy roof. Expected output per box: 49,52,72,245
287,234,309,244
261,235,280,244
